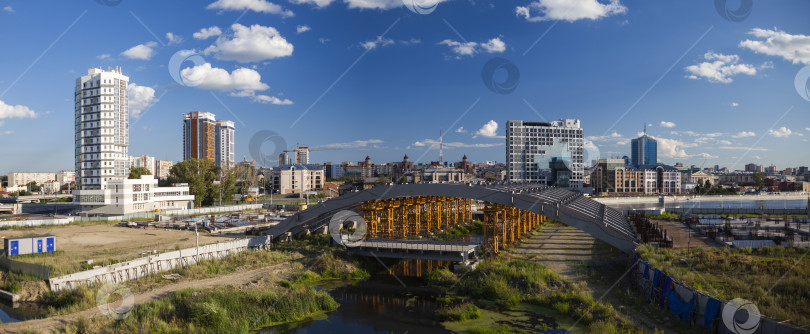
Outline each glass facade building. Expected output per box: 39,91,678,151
631,135,657,166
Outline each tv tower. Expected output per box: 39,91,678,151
439,129,443,166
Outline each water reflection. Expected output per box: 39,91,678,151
261,282,451,334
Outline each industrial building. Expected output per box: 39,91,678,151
506,119,584,188
5,236,55,256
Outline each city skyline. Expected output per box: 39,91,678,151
1,0,809,173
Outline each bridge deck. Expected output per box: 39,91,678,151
349,239,478,252
346,239,480,262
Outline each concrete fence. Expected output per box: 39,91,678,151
68,204,265,223
48,235,272,291
0,218,70,228
0,255,51,280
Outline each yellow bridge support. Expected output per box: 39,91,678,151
359,197,545,255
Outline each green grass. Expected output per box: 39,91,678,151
645,212,680,220
637,244,810,328
449,258,639,332
436,302,481,322
84,285,338,333
0,270,41,293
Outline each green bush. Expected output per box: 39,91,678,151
436,302,480,322
425,267,456,287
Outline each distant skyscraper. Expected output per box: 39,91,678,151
75,67,130,190
506,119,584,188
183,112,234,167
216,120,235,167
183,111,216,162
631,130,657,166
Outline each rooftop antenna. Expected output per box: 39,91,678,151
643,123,647,136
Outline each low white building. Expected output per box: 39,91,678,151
72,175,194,215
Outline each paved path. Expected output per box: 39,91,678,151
516,225,685,334
516,225,595,281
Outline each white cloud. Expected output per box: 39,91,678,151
296,25,311,34
0,100,38,119
319,38,329,44
480,37,506,53
516,0,626,22
739,28,810,65
193,26,223,40
648,135,697,159
455,126,467,133
401,38,421,45
290,0,335,8
474,120,504,138
732,131,756,138
253,94,293,105
165,32,183,45
719,146,768,151
127,84,157,118
0,130,12,136
659,121,675,128
2,6,13,12
97,54,110,60
806,128,810,131
768,126,792,138
361,36,394,50
412,138,503,149
438,37,506,58
684,52,759,83
180,63,270,94
731,102,739,107
315,139,383,149
206,0,293,17
121,41,158,60
204,24,293,63
717,140,732,145
586,131,624,142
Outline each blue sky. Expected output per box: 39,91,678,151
1,0,809,173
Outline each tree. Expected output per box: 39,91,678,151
218,165,238,203
26,181,41,193
128,167,151,179
704,180,712,190
168,158,220,207
752,171,765,191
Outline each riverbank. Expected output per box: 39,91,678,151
594,193,810,205
594,192,809,204
0,235,371,333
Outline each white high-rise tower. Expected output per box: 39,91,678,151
75,67,130,190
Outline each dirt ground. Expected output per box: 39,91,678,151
651,220,723,249
0,224,240,275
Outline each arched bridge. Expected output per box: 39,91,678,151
265,183,640,254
